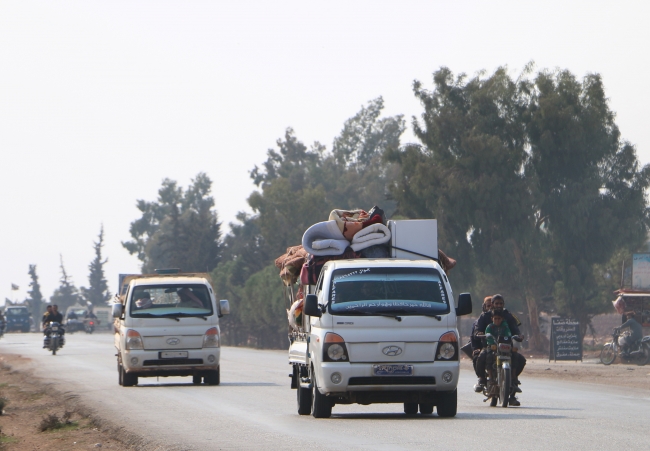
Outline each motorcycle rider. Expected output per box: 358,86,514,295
618,312,642,355
43,304,65,348
41,305,53,327
473,294,526,403
470,297,493,372
484,310,512,386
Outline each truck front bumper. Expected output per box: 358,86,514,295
122,348,220,375
315,361,459,394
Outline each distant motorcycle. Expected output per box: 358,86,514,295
44,322,64,355
85,319,96,334
600,329,650,366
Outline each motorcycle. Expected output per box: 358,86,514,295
600,329,650,366
44,322,65,355
478,334,522,407
85,319,96,334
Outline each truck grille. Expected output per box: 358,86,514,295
348,376,436,386
143,359,203,366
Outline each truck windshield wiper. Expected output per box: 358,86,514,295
353,311,403,322
421,312,443,321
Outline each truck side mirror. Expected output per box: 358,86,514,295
219,299,230,316
303,294,321,317
111,303,123,318
456,293,472,316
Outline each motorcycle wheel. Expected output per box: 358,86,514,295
51,337,59,356
600,343,616,365
499,366,511,408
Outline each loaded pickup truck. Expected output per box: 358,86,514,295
289,219,473,418
112,270,230,387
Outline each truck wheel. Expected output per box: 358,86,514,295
118,364,124,386
419,403,434,415
205,367,220,385
297,383,312,415
121,366,138,387
436,389,457,417
403,403,418,415
192,375,202,385
311,375,332,418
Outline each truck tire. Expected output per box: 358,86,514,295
297,383,312,415
311,374,332,418
118,364,123,386
419,403,434,415
121,366,138,387
436,389,457,417
403,403,418,415
205,367,220,385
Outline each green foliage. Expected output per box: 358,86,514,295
388,66,650,344
49,256,82,313
123,173,222,273
217,98,405,347
81,225,111,306
25,265,44,318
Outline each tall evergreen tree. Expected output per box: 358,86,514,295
81,225,111,306
123,173,222,273
50,255,82,313
26,264,44,318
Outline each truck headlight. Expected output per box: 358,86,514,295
125,329,143,350
323,333,349,362
203,327,220,348
435,331,458,361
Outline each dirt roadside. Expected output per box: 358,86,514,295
0,353,160,451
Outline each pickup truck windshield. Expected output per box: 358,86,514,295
329,267,449,316
129,284,213,318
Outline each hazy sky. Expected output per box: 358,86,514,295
2,1,649,302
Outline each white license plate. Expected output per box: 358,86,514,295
372,364,413,376
160,351,188,359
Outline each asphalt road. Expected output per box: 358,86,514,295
1,333,648,450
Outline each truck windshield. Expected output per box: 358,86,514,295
129,284,213,318
329,267,449,316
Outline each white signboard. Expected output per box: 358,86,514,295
632,254,650,290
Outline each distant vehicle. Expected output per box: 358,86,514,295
113,270,230,387
92,307,111,330
5,306,31,333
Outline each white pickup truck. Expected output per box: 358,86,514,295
112,270,230,387
289,220,472,418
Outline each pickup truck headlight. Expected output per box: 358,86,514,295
125,329,143,350
435,331,458,361
323,332,349,362
203,327,220,348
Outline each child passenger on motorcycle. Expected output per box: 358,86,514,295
485,311,511,381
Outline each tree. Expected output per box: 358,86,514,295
50,255,82,313
26,265,44,318
527,70,650,338
123,173,222,273
81,225,111,306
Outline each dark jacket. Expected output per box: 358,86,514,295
476,309,521,338
621,318,643,342
47,312,64,324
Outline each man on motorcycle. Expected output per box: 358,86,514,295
473,295,526,402
470,297,493,372
618,312,643,355
485,310,511,382
43,304,65,348
42,305,53,327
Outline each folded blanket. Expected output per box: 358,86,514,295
275,245,309,285
350,223,391,252
329,209,369,240
302,220,351,256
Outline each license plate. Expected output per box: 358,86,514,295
372,364,413,376
51,327,58,331
160,351,188,359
